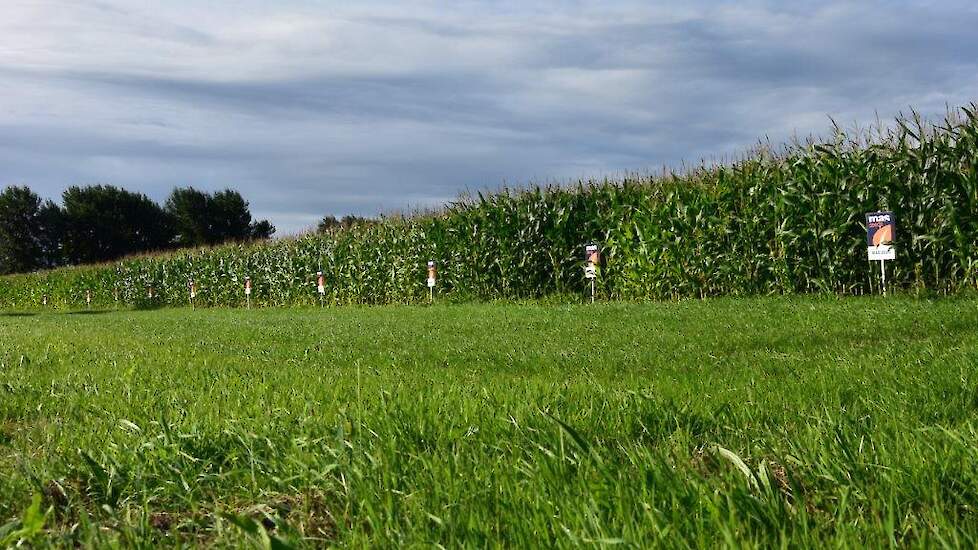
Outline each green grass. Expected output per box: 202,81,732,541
2,297,978,547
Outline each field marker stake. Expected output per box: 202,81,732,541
317,271,326,307
584,243,600,304
427,261,436,304
245,276,252,309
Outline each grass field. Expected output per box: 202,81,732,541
2,297,978,547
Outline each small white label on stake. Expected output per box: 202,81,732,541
584,265,597,279
867,245,895,261
427,277,436,288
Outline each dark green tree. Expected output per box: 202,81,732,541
61,185,173,264
317,214,374,233
164,187,211,246
0,186,49,274
210,190,253,242
249,219,276,240
36,200,65,267
165,187,274,246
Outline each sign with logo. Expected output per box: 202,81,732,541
427,261,437,288
244,277,252,295
584,244,600,279
866,211,896,260
317,271,326,295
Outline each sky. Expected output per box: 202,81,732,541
1,1,976,234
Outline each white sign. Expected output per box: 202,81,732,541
584,265,597,279
427,277,436,288
867,244,895,261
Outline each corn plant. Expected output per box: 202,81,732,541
1,104,977,309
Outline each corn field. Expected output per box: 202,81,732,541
2,105,977,309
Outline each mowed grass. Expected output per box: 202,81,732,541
1,297,978,547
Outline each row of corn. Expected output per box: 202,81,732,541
1,105,976,309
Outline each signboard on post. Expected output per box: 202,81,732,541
584,244,599,279
866,211,896,295
244,276,252,309
866,211,896,261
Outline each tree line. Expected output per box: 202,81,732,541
0,185,275,275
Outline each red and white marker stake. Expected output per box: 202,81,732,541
427,261,437,303
244,276,252,309
317,271,326,307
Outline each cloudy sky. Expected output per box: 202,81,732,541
1,1,975,234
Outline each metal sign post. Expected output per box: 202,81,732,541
881,259,887,296
584,243,600,303
245,276,252,309
866,211,896,296
427,261,437,303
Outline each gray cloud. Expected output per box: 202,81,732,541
1,0,976,233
